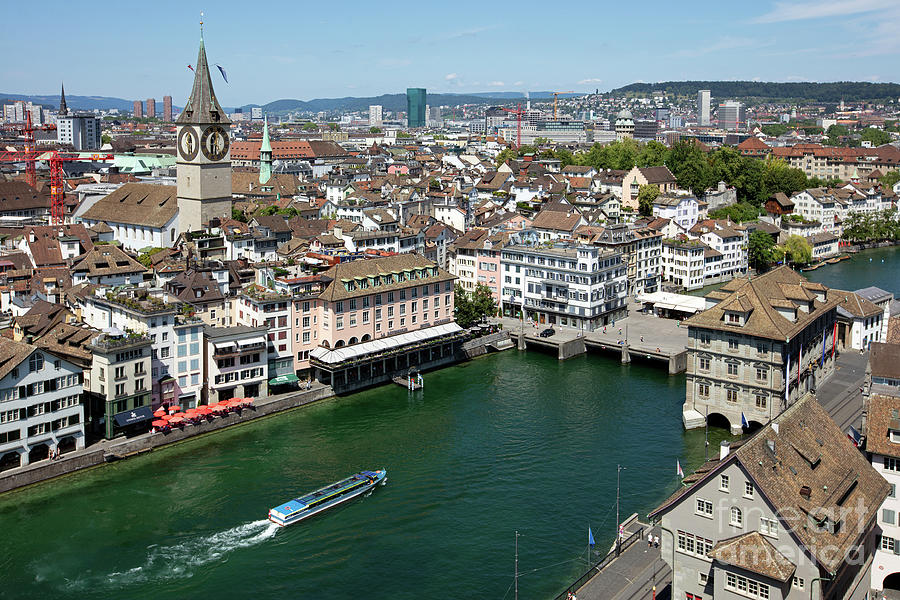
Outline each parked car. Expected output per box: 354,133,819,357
538,327,555,338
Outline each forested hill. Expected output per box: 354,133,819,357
611,81,900,102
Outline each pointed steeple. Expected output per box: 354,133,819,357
176,27,230,125
259,116,272,185
59,83,68,116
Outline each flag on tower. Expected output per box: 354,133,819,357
588,527,595,546
216,64,229,84
741,412,749,429
676,459,684,479
187,64,194,72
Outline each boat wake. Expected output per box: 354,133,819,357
64,520,278,591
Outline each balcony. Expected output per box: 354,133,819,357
212,341,266,358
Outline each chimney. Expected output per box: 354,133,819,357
772,422,780,435
334,226,342,238
720,440,731,460
29,230,35,243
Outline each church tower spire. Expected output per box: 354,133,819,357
176,23,232,234
259,116,272,185
59,83,68,116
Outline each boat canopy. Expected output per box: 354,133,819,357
310,322,463,365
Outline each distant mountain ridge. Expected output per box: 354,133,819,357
0,90,580,116
610,80,900,102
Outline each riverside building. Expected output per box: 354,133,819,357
500,243,628,330
682,267,839,434
309,254,464,394
0,340,84,470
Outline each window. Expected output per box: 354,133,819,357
760,517,778,537
730,507,743,527
698,383,709,398
302,332,310,344
755,367,767,382
727,363,739,376
189,342,199,355
135,379,145,391
726,573,768,599
744,481,754,498
696,498,713,517
720,474,730,491
698,357,710,371
699,572,711,586
883,508,896,525
728,338,739,351
160,347,170,358
728,312,740,323
881,536,896,552
699,332,711,346
29,353,44,372
676,530,713,558
755,394,767,409
727,389,738,403
336,317,344,330
891,484,897,499
887,457,900,472
757,343,768,355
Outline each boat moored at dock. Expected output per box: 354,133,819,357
268,469,387,527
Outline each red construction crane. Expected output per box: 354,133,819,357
3,112,58,188
500,103,527,148
0,149,113,225
551,91,574,119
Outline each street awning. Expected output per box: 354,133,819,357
269,374,300,386
112,406,154,427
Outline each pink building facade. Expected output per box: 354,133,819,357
307,254,466,394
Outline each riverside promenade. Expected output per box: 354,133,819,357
0,382,334,494
552,516,670,600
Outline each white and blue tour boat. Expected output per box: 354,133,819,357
268,469,387,527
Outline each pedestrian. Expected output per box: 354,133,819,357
654,535,659,548
640,335,644,343
647,534,652,548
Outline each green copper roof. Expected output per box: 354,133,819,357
261,116,272,152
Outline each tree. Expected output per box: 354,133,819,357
302,122,318,131
637,184,659,216
666,141,715,196
328,123,340,131
708,202,761,223
454,283,497,328
860,127,891,147
748,231,777,270
101,134,112,145
780,235,812,265
495,148,517,167
369,126,382,134
137,247,166,267
760,124,789,137
231,207,248,222
880,170,900,189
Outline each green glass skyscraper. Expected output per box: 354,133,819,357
406,88,426,128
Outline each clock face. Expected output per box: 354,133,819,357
178,127,198,161
201,124,230,161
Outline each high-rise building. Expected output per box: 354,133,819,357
369,104,383,126
57,114,101,150
697,89,710,126
406,88,426,128
163,96,173,122
146,98,156,118
251,107,262,120
175,30,233,233
718,100,746,131
133,100,143,118
3,101,26,123
427,106,442,127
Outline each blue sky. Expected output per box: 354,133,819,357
2,0,898,106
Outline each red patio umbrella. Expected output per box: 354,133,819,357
153,409,167,417
151,419,168,427
160,414,175,421
241,397,254,405
172,412,187,419
168,405,182,413
212,404,229,412
226,399,243,407
196,406,213,415
169,416,184,424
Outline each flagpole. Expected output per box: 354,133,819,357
515,530,519,600
704,404,709,461
615,464,623,556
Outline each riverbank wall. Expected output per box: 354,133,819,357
0,385,334,495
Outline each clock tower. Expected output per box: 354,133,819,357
176,28,232,233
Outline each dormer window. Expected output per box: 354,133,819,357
890,429,900,444
727,312,741,324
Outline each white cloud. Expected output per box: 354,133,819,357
578,78,603,85
445,73,458,81
752,0,893,23
513,81,524,87
489,81,505,87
